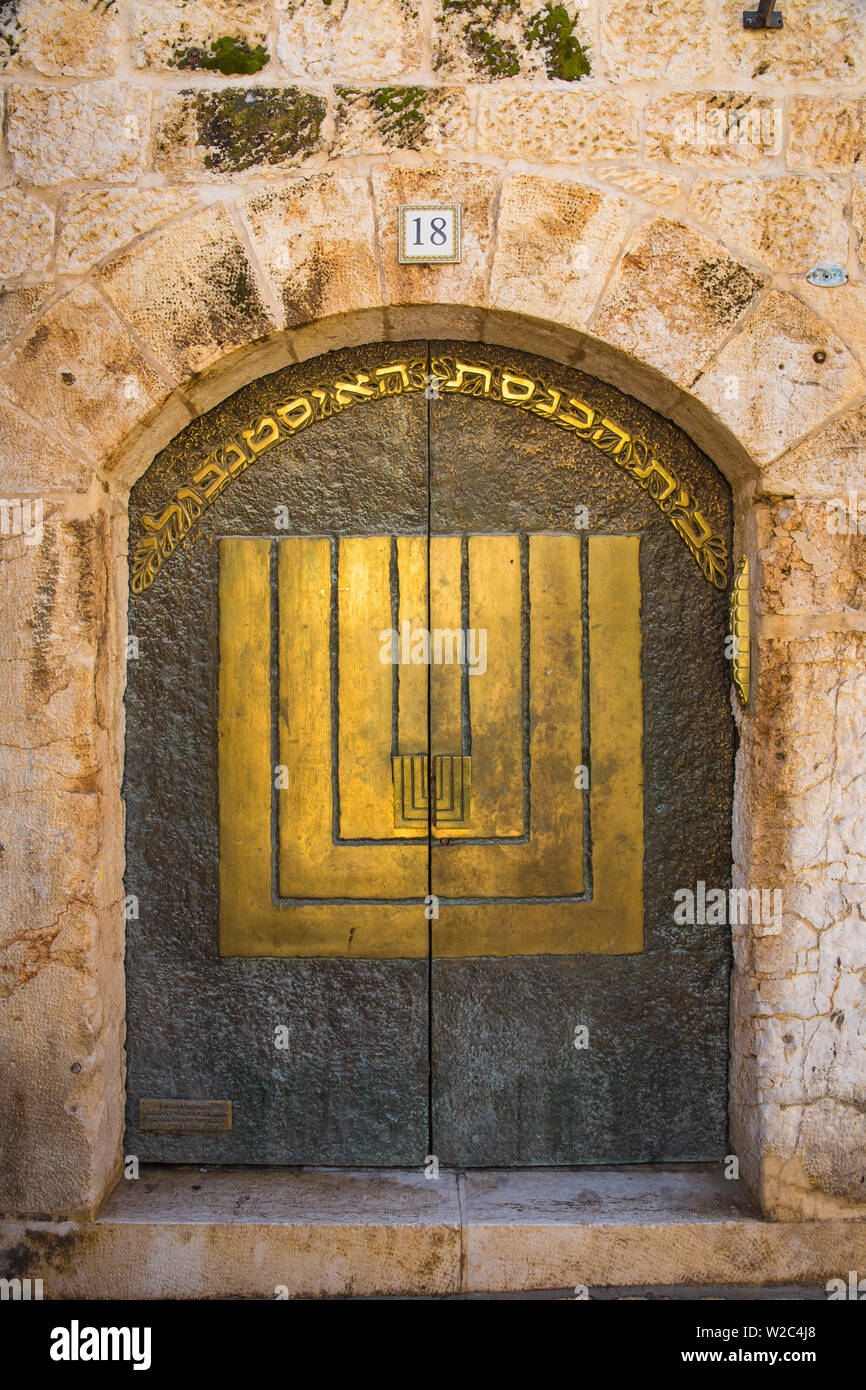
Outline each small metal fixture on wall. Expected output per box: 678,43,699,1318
743,0,783,27
807,264,848,288
729,556,750,707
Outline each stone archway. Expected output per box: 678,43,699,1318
1,164,865,1225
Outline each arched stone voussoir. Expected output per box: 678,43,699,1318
0,283,179,470
95,204,279,383
237,172,382,332
591,216,767,390
371,163,500,312
693,291,866,468
489,173,634,335
760,400,866,498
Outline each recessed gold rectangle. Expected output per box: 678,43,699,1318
139,1099,232,1133
393,754,471,829
218,536,427,958
433,534,644,956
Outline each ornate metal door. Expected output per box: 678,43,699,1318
124,341,733,1166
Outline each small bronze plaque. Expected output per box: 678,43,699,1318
139,1099,232,1133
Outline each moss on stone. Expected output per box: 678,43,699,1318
0,0,22,63
185,87,325,173
339,85,431,147
439,0,522,78
173,34,269,76
524,3,590,80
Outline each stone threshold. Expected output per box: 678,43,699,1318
2,1163,865,1299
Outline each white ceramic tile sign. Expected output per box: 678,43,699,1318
398,204,461,264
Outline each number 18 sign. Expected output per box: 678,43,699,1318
398,204,461,264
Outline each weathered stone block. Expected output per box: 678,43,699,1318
719,0,865,82
600,0,713,80
97,206,277,379
154,86,326,180
796,282,866,368
594,167,682,206
7,82,151,185
759,499,866,615
279,0,422,80
0,504,124,1219
477,90,638,162
646,92,782,167
131,0,270,71
0,190,53,280
592,218,765,388
761,402,866,505
372,163,498,308
0,0,121,76
694,292,864,464
434,0,592,82
239,174,380,328
731,629,866,1217
491,175,632,331
334,86,471,156
58,189,198,276
788,97,866,170
0,286,168,458
0,400,85,493
854,177,866,270
689,175,848,274
0,287,47,352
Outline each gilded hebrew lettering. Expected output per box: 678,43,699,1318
131,350,728,595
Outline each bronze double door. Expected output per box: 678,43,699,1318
124,341,734,1166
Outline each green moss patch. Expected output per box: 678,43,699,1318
172,34,269,76
439,0,521,78
524,3,590,80
338,85,432,148
183,87,325,173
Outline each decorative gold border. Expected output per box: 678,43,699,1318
131,353,729,595
729,555,750,707
398,204,461,264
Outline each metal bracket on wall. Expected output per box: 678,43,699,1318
729,556,750,708
743,0,783,28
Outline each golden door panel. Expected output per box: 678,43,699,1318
218,531,643,958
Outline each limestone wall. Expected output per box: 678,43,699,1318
0,0,865,1221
